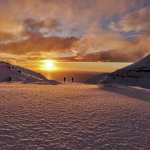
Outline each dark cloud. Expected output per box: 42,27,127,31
23,18,61,35
0,36,77,55
79,49,145,62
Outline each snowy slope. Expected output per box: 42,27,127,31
116,54,150,72
85,73,108,84
99,54,150,88
0,61,59,84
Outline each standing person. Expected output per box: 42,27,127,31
64,77,66,82
72,77,74,82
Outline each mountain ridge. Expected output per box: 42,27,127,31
99,54,150,89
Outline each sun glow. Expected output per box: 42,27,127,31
43,60,54,70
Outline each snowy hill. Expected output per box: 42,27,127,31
99,54,150,88
116,54,150,72
0,61,59,85
85,73,108,84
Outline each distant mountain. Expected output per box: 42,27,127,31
85,73,108,84
0,61,59,85
99,54,150,88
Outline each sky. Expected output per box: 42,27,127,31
0,0,150,71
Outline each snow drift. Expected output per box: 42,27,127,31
0,61,59,85
99,54,150,88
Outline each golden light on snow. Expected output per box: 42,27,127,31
43,60,55,70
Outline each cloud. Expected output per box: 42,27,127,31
110,5,150,32
78,49,144,62
0,36,77,55
0,0,150,65
0,0,137,31
2,21,150,63
72,23,126,55
23,18,61,35
2,33,150,63
77,34,150,62
0,18,62,44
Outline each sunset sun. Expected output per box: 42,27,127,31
43,60,54,70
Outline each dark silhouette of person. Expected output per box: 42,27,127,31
64,77,66,82
72,77,74,82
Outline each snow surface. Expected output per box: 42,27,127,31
0,82,150,149
0,61,59,85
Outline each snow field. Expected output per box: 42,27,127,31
0,83,150,149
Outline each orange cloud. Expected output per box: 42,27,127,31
0,36,77,55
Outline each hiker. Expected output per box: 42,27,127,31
64,77,66,82
72,77,74,82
